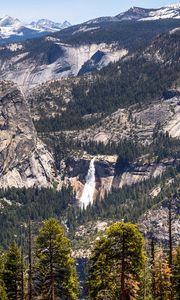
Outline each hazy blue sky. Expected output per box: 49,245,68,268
1,0,177,24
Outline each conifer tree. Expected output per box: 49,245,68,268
3,241,22,300
0,253,8,300
33,218,79,300
88,222,145,300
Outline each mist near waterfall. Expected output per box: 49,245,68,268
80,158,96,209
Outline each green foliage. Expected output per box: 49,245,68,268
34,218,79,300
0,282,8,300
3,242,21,300
153,131,180,162
45,132,146,172
0,187,73,248
0,253,8,300
88,222,145,299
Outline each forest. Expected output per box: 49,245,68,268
0,218,179,299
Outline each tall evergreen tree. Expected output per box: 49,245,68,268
3,242,22,300
0,252,8,300
33,218,79,300
88,222,145,300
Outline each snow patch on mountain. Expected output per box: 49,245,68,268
86,3,180,24
73,26,100,35
30,19,71,32
140,5,180,21
170,27,180,34
166,3,180,9
0,15,71,43
5,43,23,51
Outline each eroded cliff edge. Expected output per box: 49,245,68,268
0,81,61,188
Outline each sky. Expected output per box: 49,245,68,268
1,0,177,24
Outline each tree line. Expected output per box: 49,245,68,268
0,218,179,300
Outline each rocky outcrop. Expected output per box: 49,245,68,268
66,156,116,203
0,41,127,92
62,154,174,203
140,196,180,245
64,95,180,144
0,81,61,189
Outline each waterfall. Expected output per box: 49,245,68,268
80,158,96,209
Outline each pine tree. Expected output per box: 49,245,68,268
88,236,114,299
0,253,8,300
88,222,145,300
3,241,22,300
33,218,79,300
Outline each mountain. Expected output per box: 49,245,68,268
0,15,71,45
86,3,180,24
0,81,61,189
0,2,179,262
0,15,21,27
25,27,180,204
30,19,71,31
0,18,179,91
116,3,180,21
0,3,179,45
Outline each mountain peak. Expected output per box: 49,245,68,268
165,3,180,9
0,15,21,27
115,3,180,21
116,6,151,21
30,18,71,31
0,16,71,43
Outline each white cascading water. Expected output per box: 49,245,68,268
80,158,96,209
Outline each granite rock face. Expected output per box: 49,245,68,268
62,154,175,203
0,81,60,188
140,196,180,245
0,41,127,92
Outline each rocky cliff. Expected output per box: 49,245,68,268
0,81,61,188
0,41,127,91
140,196,180,245
61,154,177,204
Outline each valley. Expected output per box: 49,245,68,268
0,3,179,299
